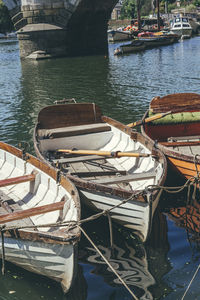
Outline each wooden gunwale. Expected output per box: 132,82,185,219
0,142,81,244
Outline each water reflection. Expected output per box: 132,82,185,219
79,209,171,300
0,263,87,300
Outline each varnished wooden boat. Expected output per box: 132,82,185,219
0,142,80,293
141,93,200,181
34,103,167,242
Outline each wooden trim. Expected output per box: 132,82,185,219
150,93,200,113
70,170,127,177
161,141,200,147
0,174,35,188
0,201,65,224
92,171,156,184
52,155,109,164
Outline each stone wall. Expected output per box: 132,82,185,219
3,0,119,58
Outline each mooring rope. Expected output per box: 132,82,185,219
181,263,200,300
0,175,200,297
79,225,139,300
0,225,5,275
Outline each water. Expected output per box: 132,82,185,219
0,36,200,299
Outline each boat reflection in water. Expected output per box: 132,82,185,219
167,197,200,244
0,263,87,300
79,208,171,299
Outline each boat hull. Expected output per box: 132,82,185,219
0,237,77,293
170,28,192,38
138,36,177,47
0,142,80,293
34,103,167,242
141,92,200,182
108,30,133,42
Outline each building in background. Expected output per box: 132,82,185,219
111,0,123,20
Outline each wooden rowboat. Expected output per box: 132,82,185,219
34,103,167,242
0,141,80,293
141,93,200,181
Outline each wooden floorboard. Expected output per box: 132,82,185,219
0,190,36,228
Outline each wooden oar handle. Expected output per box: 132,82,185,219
127,111,172,128
57,149,151,158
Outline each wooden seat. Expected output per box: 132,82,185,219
38,123,111,139
0,191,35,227
92,171,156,185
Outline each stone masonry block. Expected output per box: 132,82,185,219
52,2,64,9
43,4,52,9
23,11,34,18
27,17,33,24
22,5,31,11
43,9,56,16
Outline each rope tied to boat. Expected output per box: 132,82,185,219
0,178,200,298
0,225,6,275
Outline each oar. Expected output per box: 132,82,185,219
57,149,151,158
0,201,65,225
127,111,172,128
127,103,200,128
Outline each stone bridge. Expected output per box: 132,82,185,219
3,0,118,58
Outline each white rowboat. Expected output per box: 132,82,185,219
0,142,80,293
34,103,167,242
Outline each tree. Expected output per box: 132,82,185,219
0,0,14,33
120,0,136,19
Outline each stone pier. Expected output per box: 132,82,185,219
3,0,118,59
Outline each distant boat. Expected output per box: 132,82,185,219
114,39,146,55
0,33,6,39
34,103,167,242
138,31,179,47
108,29,133,42
0,141,80,294
170,17,192,38
6,32,17,39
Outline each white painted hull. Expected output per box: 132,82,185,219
108,30,132,42
79,188,162,242
0,237,76,293
0,143,80,293
171,28,192,38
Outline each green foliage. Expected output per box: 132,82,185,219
167,2,177,12
193,0,200,6
0,0,14,33
120,0,136,19
120,0,199,18
184,3,197,11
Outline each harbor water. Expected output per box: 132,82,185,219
0,36,200,299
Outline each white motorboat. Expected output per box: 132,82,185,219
170,16,192,38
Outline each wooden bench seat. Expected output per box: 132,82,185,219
38,123,111,139
0,190,35,227
160,135,200,147
92,171,156,185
